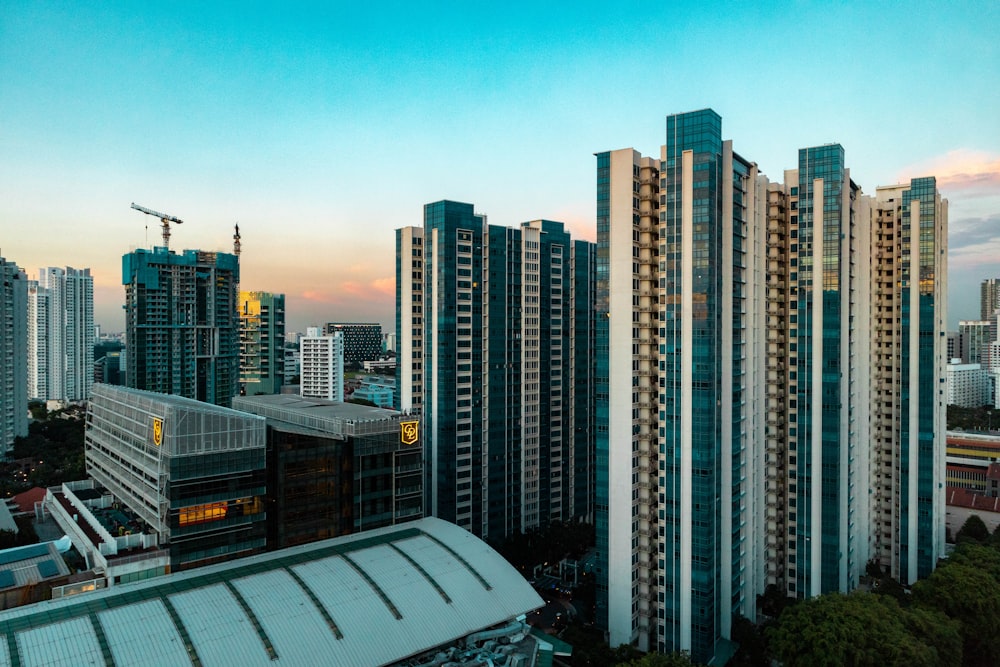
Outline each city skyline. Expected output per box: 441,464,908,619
2,3,998,332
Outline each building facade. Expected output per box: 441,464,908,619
123,248,240,407
982,278,1000,321
396,201,595,541
27,267,94,402
232,394,422,548
323,323,383,367
85,384,267,571
959,320,991,366
595,110,947,664
239,291,285,396
299,331,344,401
0,256,28,453
596,110,765,661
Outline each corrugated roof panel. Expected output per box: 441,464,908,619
169,583,267,667
396,534,509,628
231,569,339,664
98,599,188,666
350,543,467,659
292,555,402,666
423,521,544,616
16,616,104,667
0,634,11,667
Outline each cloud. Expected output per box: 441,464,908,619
898,149,1000,197
300,276,396,304
948,214,1000,253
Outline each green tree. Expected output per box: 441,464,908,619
768,592,943,666
617,651,703,667
956,514,990,544
912,562,1000,666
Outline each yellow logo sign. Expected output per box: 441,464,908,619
400,421,419,445
152,417,163,447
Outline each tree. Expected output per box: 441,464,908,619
912,562,1000,666
617,651,704,667
955,514,990,544
768,592,945,667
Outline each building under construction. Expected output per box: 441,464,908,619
123,247,240,407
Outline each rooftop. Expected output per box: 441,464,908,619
0,517,542,666
946,487,1000,513
234,394,415,440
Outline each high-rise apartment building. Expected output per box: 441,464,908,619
959,320,991,366
396,201,595,541
322,323,383,366
981,278,1000,321
300,331,344,401
0,255,28,453
27,267,94,402
596,110,947,664
239,291,285,396
870,179,948,584
123,247,239,407
596,111,765,660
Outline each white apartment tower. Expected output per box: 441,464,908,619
596,110,766,663
870,180,948,584
300,331,344,401
395,226,424,413
28,267,94,402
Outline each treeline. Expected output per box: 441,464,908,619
767,515,1000,667
2,404,86,495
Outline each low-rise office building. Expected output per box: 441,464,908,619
85,384,268,572
233,394,423,549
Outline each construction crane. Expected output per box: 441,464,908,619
131,202,184,249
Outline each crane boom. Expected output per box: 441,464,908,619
131,202,184,249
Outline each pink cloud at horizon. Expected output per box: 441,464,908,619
897,149,1000,195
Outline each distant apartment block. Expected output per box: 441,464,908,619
300,331,344,401
946,362,990,407
959,320,991,366
239,291,285,396
122,247,240,407
323,322,382,366
982,278,1000,320
27,267,94,403
396,202,595,541
0,255,28,453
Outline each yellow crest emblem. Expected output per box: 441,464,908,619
152,417,163,447
400,421,419,445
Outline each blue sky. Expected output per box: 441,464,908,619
2,1,998,332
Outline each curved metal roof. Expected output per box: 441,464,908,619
0,518,543,667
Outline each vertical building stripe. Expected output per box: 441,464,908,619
810,177,824,598
908,199,921,584
839,171,851,591
720,142,734,639
430,226,440,518
679,149,694,652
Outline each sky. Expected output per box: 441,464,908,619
2,1,998,333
